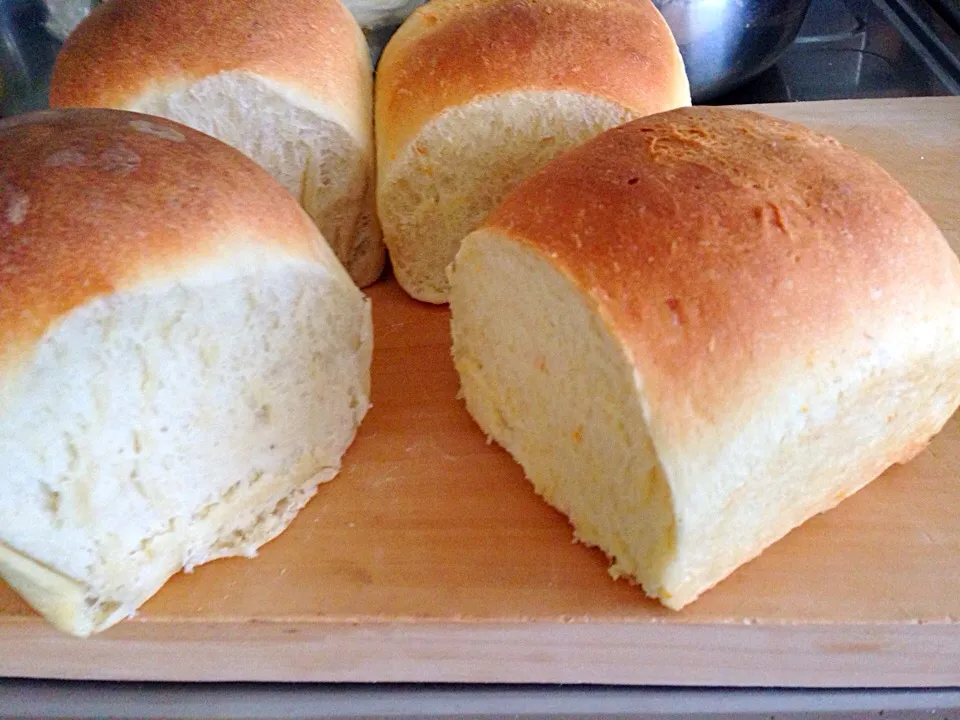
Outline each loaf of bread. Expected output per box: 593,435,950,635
49,0,385,288
0,109,372,636
449,107,960,609
375,0,690,303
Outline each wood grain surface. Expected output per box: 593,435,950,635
1,97,959,686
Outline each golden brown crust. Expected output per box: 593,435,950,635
375,0,690,164
0,108,325,377
482,107,960,442
49,0,370,133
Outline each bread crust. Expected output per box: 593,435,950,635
49,0,372,143
453,106,960,608
0,108,343,379
375,0,691,168
482,106,960,450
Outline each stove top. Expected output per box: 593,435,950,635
711,0,960,104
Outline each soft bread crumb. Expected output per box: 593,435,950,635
378,91,637,303
132,71,383,287
449,233,677,593
0,260,372,636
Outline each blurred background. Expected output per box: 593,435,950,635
1,0,959,118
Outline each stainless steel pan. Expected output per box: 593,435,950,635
653,0,814,102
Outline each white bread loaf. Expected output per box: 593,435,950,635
449,107,960,610
0,109,373,636
375,0,690,303
49,0,385,288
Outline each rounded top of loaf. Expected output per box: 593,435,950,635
477,106,960,437
49,0,371,133
375,0,691,163
0,108,344,377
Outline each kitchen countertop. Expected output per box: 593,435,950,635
1,681,959,719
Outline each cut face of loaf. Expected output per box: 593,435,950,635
130,73,383,287
1,258,372,636
378,91,636,303
450,237,677,587
448,107,960,609
0,108,373,636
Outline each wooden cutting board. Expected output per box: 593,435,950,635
2,98,959,687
